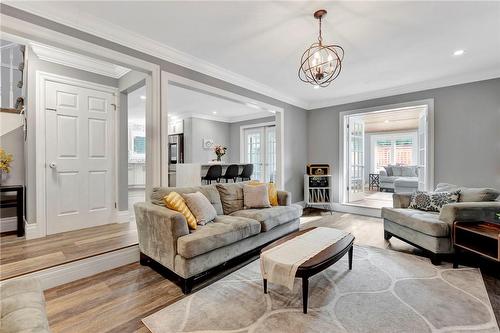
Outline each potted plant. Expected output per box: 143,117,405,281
213,145,227,162
0,148,13,186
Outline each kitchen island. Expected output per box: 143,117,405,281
171,163,248,187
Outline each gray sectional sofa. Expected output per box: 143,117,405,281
379,165,419,193
381,183,500,264
134,182,302,293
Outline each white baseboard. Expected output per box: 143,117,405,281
293,201,305,207
1,245,139,290
332,203,382,218
0,217,17,233
25,221,43,240
115,210,130,223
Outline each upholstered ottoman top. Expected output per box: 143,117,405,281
394,177,418,187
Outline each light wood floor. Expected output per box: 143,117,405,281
40,210,499,332
0,223,138,280
349,190,393,209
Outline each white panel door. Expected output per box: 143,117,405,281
417,110,427,191
348,116,365,202
45,80,115,234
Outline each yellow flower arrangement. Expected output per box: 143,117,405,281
0,148,14,174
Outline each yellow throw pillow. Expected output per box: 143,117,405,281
248,181,279,206
267,182,279,206
163,192,197,230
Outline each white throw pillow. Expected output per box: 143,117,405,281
182,192,217,225
243,183,271,209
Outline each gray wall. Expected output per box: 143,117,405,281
228,116,276,163
2,4,308,203
184,117,231,163
308,78,500,202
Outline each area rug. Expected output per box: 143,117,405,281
143,245,499,333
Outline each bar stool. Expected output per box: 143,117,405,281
222,164,239,183
238,164,254,182
202,165,222,184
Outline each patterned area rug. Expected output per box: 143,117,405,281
143,245,499,333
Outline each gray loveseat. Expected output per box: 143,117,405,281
134,182,302,293
381,183,500,264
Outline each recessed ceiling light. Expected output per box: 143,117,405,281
140,95,146,100
453,49,465,56
212,111,217,114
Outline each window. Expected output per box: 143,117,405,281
372,133,417,172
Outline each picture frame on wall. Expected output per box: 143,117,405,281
202,138,214,150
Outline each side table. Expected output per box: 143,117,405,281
368,173,380,191
453,220,500,268
0,185,25,237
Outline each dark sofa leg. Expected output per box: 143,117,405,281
181,277,194,294
430,253,441,266
384,231,392,240
139,252,150,266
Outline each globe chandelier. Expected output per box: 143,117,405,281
298,9,344,88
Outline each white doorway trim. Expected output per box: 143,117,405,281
161,72,285,190
36,71,118,237
338,99,434,214
1,17,161,239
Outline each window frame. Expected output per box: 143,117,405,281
370,131,418,173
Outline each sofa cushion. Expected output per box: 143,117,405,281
243,183,271,209
177,215,261,258
381,207,449,237
435,183,499,202
152,185,223,215
216,183,244,214
230,204,302,232
182,192,217,225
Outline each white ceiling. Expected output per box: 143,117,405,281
8,1,500,109
128,84,274,123
359,107,423,133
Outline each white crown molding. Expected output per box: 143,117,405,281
30,42,130,79
7,2,308,109
175,110,273,124
307,69,500,110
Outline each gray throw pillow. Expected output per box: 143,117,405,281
182,192,217,225
383,166,393,176
243,184,271,209
216,183,244,214
401,166,417,177
392,166,403,177
409,190,461,212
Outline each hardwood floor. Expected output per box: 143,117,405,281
10,210,499,332
0,223,138,280
349,190,393,209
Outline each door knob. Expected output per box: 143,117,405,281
49,162,57,169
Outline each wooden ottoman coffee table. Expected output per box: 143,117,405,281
260,227,354,314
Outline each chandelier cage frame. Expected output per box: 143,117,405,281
298,9,344,88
